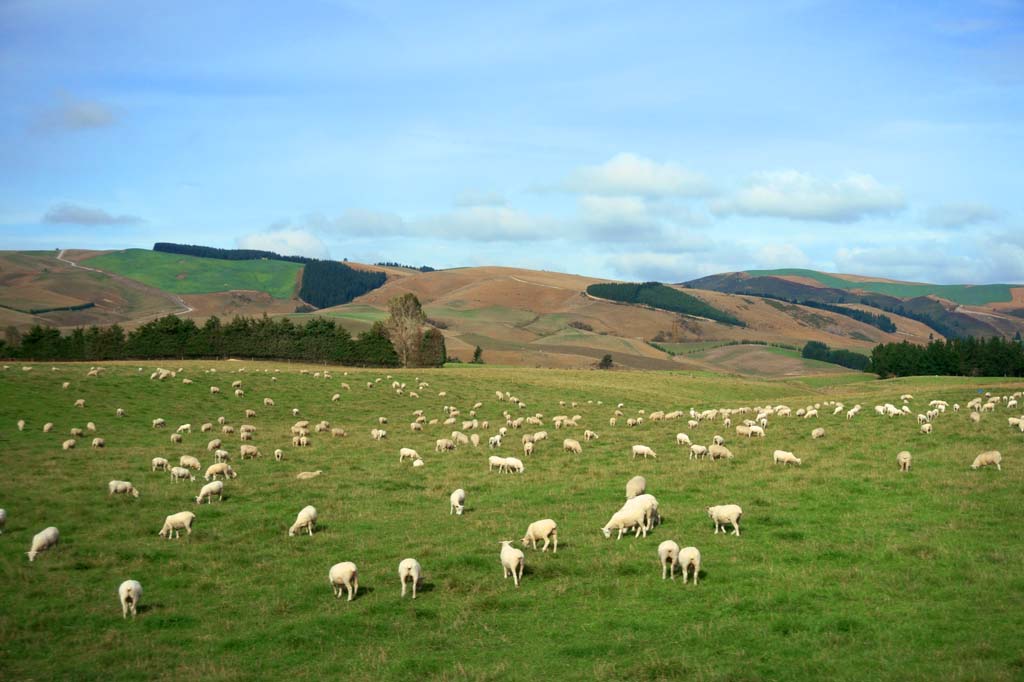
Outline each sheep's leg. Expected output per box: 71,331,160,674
552,534,557,553
732,521,740,536
996,462,1001,471
693,562,699,585
540,537,548,552
662,563,667,580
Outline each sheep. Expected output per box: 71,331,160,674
504,457,525,474
678,546,701,585
773,450,801,466
631,444,657,459
563,438,582,454
234,389,244,398
488,455,506,472
296,470,323,480
712,435,725,446
748,425,765,438
811,427,825,439
970,450,1002,471
920,423,933,435
523,441,535,456
624,493,660,531
221,425,235,435
435,438,455,452
329,562,359,601
245,409,257,419
201,423,213,433
108,480,140,498
658,540,681,579
195,480,224,504
179,455,201,470
488,434,503,449
970,412,981,424
91,437,106,449
676,433,691,446
398,558,422,598
70,427,84,437
584,429,599,441
601,505,648,539
450,489,466,515
331,427,347,438
689,444,708,460
151,457,169,471
43,422,53,433
470,434,481,448
152,418,166,429
17,418,26,431
205,438,222,452
116,579,143,620
176,423,192,434
204,463,236,481
625,475,647,500
500,541,525,587
169,467,195,483
240,444,261,460
735,425,751,437
169,433,183,445
897,451,912,472
26,526,59,561
706,504,743,536
804,409,818,419
61,439,76,451
298,436,311,447
450,431,469,445
74,398,85,408
399,447,420,463
0,508,4,534
708,444,734,460
263,397,274,407
214,449,231,463
520,519,557,552
289,505,318,536
86,421,97,432
158,511,196,539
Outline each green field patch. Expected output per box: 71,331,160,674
84,249,301,298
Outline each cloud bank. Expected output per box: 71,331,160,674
43,203,143,226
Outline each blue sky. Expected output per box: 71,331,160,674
1,1,1022,283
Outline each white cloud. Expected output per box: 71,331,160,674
236,228,330,259
833,244,980,283
566,153,714,198
753,243,811,269
42,203,143,225
312,209,407,236
455,190,507,207
605,252,699,283
925,203,1000,229
417,205,556,241
711,170,905,222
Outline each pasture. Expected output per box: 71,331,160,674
0,362,1022,681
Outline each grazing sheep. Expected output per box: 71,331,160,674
204,463,236,480
470,434,480,447
296,470,323,480
398,558,422,599
214,449,231,463
488,455,507,472
27,526,59,561
970,412,981,424
678,546,701,585
676,433,691,446
17,419,25,431
179,455,201,470
811,427,825,439
43,422,53,433
488,434,503,449
108,480,139,498
706,504,743,536
118,579,143,619
289,505,318,536
500,541,525,587
91,437,106,449
151,457,169,471
329,562,359,601
897,451,912,472
601,505,648,539
970,450,1002,471
152,418,166,429
450,489,466,515
658,540,681,579
520,519,558,552
331,427,347,438
86,421,97,432
631,444,657,459
70,427,84,437
201,423,213,433
708,444,734,460
221,425,235,435
747,425,765,438
399,447,420,463
626,475,646,499
689,444,708,460
61,439,76,451
504,457,525,473
435,438,455,452
239,444,261,460
177,423,192,434
563,438,582,454
712,435,725,446
920,423,933,435
195,480,224,504
773,450,801,466
158,511,196,539
169,467,195,483
169,433,184,445
206,438,222,452
523,441,535,456
263,398,274,407
74,398,85,408
584,430,599,441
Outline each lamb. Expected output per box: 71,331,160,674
811,427,825,439
897,450,912,472
706,504,743,536
772,450,801,466
296,470,323,480
151,457,169,471
708,444,734,460
118,579,143,619
289,505,318,536
179,455,201,470
500,541,525,587
584,429,599,441
108,480,140,498
91,437,106,449
563,438,583,454
488,434,502,449
435,438,456,452
920,423,933,434
658,540,681,579
152,418,166,429
169,467,195,482
27,526,59,561
177,423,192,434
678,546,701,585
398,558,422,598
712,435,725,446
399,447,420,463
676,433,691,446
689,444,708,460
61,439,76,450
631,444,657,459
329,562,359,601
450,489,466,515
195,480,224,504
970,450,1002,471
520,519,558,552
158,511,196,539
601,505,648,539
204,463,236,480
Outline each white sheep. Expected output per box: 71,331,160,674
706,504,742,536
773,450,801,466
504,457,524,473
523,441,535,456
626,475,646,499
152,418,165,429
920,423,933,435
970,450,1002,471
158,511,195,539
195,480,224,504
708,444,734,460
169,467,195,482
712,435,725,446
151,457,169,471
897,450,912,472
329,562,359,601
204,463,236,480
399,447,420,463
435,438,455,452
179,455,201,470
91,437,106,449
398,558,422,598
43,422,53,433
296,470,323,480
811,427,825,439
624,493,660,531
0,508,5,534
499,541,525,587
118,579,143,619
27,526,59,561
450,489,466,515
631,444,657,459
61,438,76,451
678,546,701,585
74,398,85,408
488,455,506,472
206,438,222,452
658,540,681,579
488,434,502,449
289,505,318,536
676,433,691,446
689,444,708,460
563,438,582,454
108,480,139,498
520,519,557,552
584,429,599,441
601,505,648,539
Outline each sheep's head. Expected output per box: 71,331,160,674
601,527,611,538
131,488,140,498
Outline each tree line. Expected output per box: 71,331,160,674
869,337,1024,378
587,282,745,327
801,341,871,371
759,294,897,332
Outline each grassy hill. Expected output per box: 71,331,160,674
83,249,302,299
1,361,1021,681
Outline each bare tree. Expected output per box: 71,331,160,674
384,293,426,367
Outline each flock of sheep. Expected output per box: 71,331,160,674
3,363,1018,618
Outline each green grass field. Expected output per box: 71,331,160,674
745,268,1015,305
1,362,1022,681
83,249,302,299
